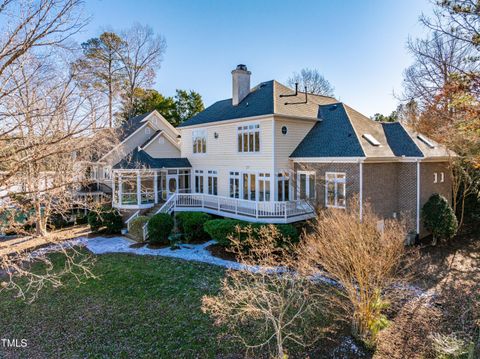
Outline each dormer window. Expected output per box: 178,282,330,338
237,124,260,153
363,133,380,146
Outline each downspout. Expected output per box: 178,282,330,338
272,118,276,201
359,159,363,221
416,160,420,234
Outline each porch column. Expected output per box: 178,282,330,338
118,174,123,206
112,172,116,205
137,171,141,206
154,171,158,204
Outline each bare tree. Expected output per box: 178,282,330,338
297,200,418,346
287,68,335,97
202,225,329,358
116,23,166,121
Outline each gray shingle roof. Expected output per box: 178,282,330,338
382,123,423,157
113,148,191,169
178,81,274,127
118,112,152,141
290,103,365,158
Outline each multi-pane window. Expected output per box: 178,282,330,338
237,124,260,153
277,172,290,201
297,171,315,200
192,129,207,153
229,171,240,198
325,172,346,208
258,173,270,201
207,170,218,195
194,170,204,193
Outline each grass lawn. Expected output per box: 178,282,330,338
0,250,244,358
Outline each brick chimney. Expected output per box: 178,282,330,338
231,64,251,106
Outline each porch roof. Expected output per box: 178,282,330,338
113,148,191,170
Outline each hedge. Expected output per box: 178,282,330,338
175,212,212,242
129,216,149,241
203,219,299,247
147,213,174,244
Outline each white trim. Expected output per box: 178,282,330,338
141,130,181,151
297,170,316,200
416,160,420,234
292,157,365,163
141,110,180,137
272,118,276,200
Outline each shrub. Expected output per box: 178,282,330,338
421,193,458,244
203,219,299,247
175,212,212,242
128,216,149,241
87,207,123,234
87,209,103,232
147,213,174,244
102,208,123,234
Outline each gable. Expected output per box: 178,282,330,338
142,132,181,158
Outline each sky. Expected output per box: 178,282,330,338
77,0,433,117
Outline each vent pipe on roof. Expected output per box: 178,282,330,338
232,64,251,106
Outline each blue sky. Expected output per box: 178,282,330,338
79,0,433,117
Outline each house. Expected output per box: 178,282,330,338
93,64,452,236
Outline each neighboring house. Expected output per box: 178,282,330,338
92,64,452,237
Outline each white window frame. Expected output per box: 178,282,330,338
229,171,240,198
297,171,316,200
103,166,111,180
194,169,204,193
277,171,291,201
434,172,438,183
237,124,260,153
192,129,207,154
440,172,444,183
325,172,346,208
207,170,218,195
258,173,271,202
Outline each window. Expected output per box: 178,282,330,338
440,172,445,183
325,172,346,208
242,173,256,200
258,173,271,201
145,127,151,135
103,166,111,180
277,172,290,201
194,170,204,193
229,171,240,198
297,171,315,200
237,124,260,153
192,129,207,153
281,126,288,135
434,172,438,183
207,170,218,195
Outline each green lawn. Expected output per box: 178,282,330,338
0,251,243,358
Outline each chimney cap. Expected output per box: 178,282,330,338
236,64,248,71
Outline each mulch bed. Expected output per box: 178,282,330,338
205,243,238,262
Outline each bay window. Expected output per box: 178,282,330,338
277,172,290,201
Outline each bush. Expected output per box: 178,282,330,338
148,213,174,244
203,219,299,247
421,193,458,243
175,212,212,242
87,209,103,232
87,206,123,234
102,208,123,234
129,216,149,241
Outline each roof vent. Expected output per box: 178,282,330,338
363,133,381,146
417,134,435,148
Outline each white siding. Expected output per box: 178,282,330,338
143,135,180,158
